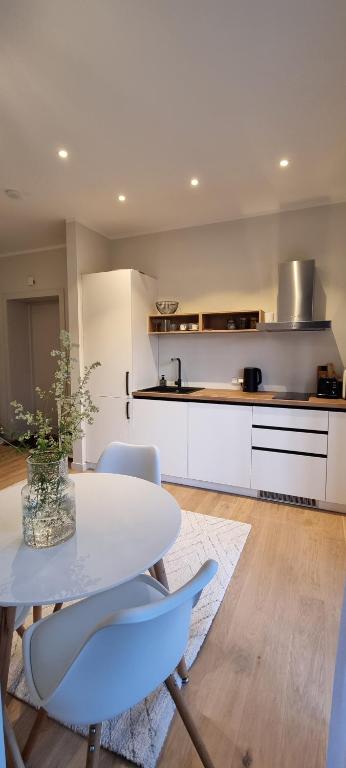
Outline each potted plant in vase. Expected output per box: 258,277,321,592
9,330,100,548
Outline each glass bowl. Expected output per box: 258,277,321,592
155,300,179,315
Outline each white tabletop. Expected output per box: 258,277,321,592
0,473,181,607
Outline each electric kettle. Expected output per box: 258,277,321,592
243,367,262,392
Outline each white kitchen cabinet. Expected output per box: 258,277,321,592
326,412,346,505
83,396,130,465
252,427,327,455
251,405,328,500
188,403,252,488
82,270,132,398
251,450,326,500
253,406,328,432
82,270,158,465
132,399,188,478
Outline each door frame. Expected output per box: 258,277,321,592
1,288,66,432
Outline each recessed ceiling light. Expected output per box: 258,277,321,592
279,158,289,167
58,148,69,159
190,178,199,187
118,194,126,202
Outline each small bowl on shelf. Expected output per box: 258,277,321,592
155,300,179,315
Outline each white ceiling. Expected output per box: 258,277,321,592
1,0,346,254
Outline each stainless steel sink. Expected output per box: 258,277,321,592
140,386,204,394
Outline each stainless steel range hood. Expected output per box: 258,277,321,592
257,259,331,332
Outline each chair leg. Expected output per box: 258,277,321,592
15,624,25,639
22,708,48,762
85,723,102,768
33,606,42,622
53,602,63,613
177,656,189,683
165,676,216,768
148,567,156,578
154,559,189,683
153,558,169,589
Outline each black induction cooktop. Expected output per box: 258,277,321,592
273,392,309,401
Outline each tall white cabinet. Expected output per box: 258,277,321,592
82,270,158,464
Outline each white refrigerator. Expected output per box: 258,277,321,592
82,269,158,465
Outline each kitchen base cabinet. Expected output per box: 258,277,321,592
130,396,345,512
326,412,346,505
251,449,326,500
132,399,188,478
188,403,252,488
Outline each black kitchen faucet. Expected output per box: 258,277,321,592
171,357,182,389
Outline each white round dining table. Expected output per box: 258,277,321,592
0,472,181,705
0,473,181,607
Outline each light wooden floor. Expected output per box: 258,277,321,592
1,444,345,768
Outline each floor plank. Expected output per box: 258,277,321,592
1,449,345,768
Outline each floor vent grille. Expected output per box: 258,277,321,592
259,490,317,507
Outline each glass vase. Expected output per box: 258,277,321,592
21,454,76,548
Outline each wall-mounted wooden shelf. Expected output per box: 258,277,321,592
148,310,264,334
148,313,200,334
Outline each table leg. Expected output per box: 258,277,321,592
153,559,189,684
33,606,42,623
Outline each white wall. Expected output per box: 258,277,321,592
66,221,111,348
0,246,67,430
110,202,346,391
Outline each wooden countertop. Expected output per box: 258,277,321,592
133,388,346,410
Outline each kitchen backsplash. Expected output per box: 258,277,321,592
157,329,343,393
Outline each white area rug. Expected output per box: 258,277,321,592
9,510,251,768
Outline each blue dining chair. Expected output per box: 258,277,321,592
96,441,161,485
95,440,189,682
22,559,218,768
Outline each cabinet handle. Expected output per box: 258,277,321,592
126,401,130,420
125,371,130,396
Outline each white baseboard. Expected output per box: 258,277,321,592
162,475,257,498
162,475,346,514
71,461,87,472
317,500,346,514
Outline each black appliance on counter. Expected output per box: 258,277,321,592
317,377,341,399
243,367,262,392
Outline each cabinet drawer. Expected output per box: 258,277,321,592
253,406,328,432
252,427,327,455
251,449,326,499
